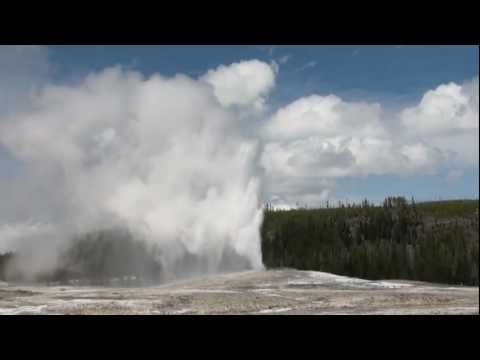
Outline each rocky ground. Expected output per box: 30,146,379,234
0,270,478,315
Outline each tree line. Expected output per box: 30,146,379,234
261,197,479,285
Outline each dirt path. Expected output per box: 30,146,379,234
0,270,478,314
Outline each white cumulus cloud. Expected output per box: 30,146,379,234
259,78,478,208
400,78,479,167
200,59,276,110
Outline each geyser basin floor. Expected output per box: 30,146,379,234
0,270,478,315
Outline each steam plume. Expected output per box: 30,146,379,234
0,66,265,280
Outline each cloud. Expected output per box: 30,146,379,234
296,61,317,72
0,45,51,117
259,78,478,207
0,46,50,79
446,169,464,184
0,46,53,185
278,55,291,64
269,60,280,76
400,78,479,167
200,59,276,111
262,95,386,140
401,80,478,135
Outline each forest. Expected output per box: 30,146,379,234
261,197,479,285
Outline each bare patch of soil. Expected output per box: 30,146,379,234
0,270,478,315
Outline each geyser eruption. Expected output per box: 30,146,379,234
0,65,266,282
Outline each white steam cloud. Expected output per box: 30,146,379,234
0,64,265,278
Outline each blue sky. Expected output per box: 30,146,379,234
1,45,479,204
48,45,478,104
